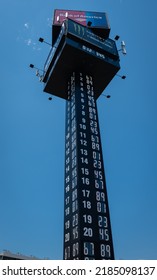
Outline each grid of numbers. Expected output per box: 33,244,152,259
64,72,114,260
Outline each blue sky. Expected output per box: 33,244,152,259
0,0,157,260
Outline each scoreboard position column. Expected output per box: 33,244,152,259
64,72,114,260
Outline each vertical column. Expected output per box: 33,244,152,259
64,72,114,260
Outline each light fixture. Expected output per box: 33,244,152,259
38,37,52,46
29,64,44,82
102,94,111,98
118,40,127,55
29,64,44,72
87,21,92,27
116,74,126,79
114,35,120,41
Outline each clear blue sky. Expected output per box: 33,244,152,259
0,0,157,260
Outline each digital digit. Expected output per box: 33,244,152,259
83,227,93,237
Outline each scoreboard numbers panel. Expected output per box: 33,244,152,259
63,72,114,260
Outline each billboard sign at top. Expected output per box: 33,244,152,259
53,9,110,30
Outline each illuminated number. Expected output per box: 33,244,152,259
73,226,78,239
98,216,108,227
72,167,77,179
72,140,76,150
66,175,70,183
83,227,93,237
65,232,70,242
80,140,87,146
89,107,96,114
90,120,97,127
66,157,70,164
89,113,97,120
65,185,70,193
80,132,86,138
93,151,101,160
80,149,88,156
65,196,70,205
65,207,70,216
81,168,89,175
72,200,78,213
96,191,105,202
81,157,88,164
83,214,92,224
95,180,104,189
100,244,111,258
72,157,77,168
99,228,109,241
72,149,76,160
91,135,99,143
72,189,77,201
82,189,90,197
65,165,70,173
73,242,79,257
66,141,70,149
94,170,103,179
71,132,76,142
72,213,78,227
65,246,70,259
88,100,95,107
72,176,77,189
92,142,100,150
65,220,70,229
93,159,102,169
84,242,94,256
97,202,106,213
66,148,70,155
81,177,90,185
91,127,98,134
83,200,91,209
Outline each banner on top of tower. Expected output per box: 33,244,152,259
53,9,110,29
52,9,110,43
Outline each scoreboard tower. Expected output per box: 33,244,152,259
43,9,120,260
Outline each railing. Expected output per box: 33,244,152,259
44,22,67,74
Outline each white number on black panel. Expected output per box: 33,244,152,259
65,246,70,259
72,189,77,201
84,242,94,256
98,216,108,228
81,177,90,185
72,214,78,227
99,228,109,241
83,227,93,237
82,200,91,209
82,189,90,198
92,142,100,150
94,170,103,179
80,149,88,156
83,214,92,224
93,159,102,169
73,243,79,257
73,226,78,239
65,232,70,242
100,244,111,258
97,202,106,213
95,180,104,189
96,191,105,202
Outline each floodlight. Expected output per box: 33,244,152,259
121,41,127,55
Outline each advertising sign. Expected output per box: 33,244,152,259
53,9,110,30
67,19,118,59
